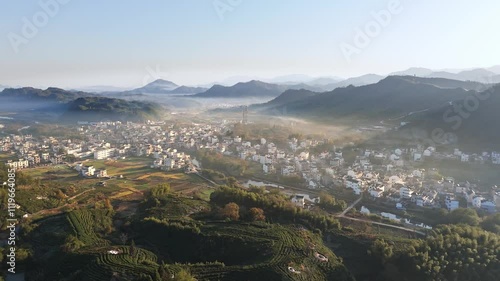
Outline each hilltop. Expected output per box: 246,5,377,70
262,76,474,122
0,87,164,122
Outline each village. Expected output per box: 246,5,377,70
1,119,499,227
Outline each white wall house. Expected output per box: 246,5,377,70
461,154,470,162
345,177,362,195
400,187,414,199
291,195,305,208
444,196,459,211
94,148,115,160
492,152,500,164
472,196,485,208
368,183,385,198
481,200,496,213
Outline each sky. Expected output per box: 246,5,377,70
1,0,500,88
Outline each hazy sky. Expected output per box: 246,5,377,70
1,0,500,88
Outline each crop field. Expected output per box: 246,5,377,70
28,189,354,281
87,158,150,176
18,157,212,215
144,195,211,219
79,246,159,280
191,224,349,281
67,209,112,247
137,217,351,281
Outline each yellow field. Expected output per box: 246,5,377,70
22,157,212,205
109,191,134,199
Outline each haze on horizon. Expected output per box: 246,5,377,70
1,0,500,89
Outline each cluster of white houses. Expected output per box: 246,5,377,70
341,158,498,214
1,121,498,215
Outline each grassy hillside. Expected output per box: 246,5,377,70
25,189,353,281
61,96,164,122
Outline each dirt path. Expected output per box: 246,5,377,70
338,196,362,217
339,215,427,236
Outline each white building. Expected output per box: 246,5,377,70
381,212,399,221
345,177,360,189
481,200,496,213
263,164,275,174
400,187,414,199
492,152,500,164
80,165,96,177
445,196,459,211
94,148,115,160
461,154,470,162
472,196,485,208
368,183,385,198
413,153,422,162
345,177,362,195
291,195,305,208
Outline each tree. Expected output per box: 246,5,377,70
129,239,136,257
249,207,265,221
65,154,77,163
368,239,393,264
227,177,238,188
104,198,113,212
444,208,480,226
481,213,500,234
320,191,336,206
379,225,500,281
157,264,169,281
319,191,346,212
221,202,240,221
120,232,129,244
55,189,66,200
62,235,84,252
173,269,196,281
151,184,171,197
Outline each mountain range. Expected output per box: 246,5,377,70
321,74,385,91
35,65,497,100
251,75,499,149
399,84,500,150
120,79,207,95
390,67,500,83
193,80,323,98
260,76,479,121
0,87,163,122
3,70,500,148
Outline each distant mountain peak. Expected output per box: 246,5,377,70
144,79,178,88
121,79,207,95
390,67,434,77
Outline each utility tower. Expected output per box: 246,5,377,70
242,106,248,124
